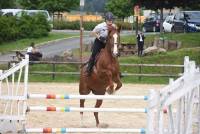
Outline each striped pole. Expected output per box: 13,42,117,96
28,94,148,100
28,106,147,113
25,128,146,133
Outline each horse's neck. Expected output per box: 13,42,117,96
104,42,116,63
104,43,112,60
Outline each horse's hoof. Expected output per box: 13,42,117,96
97,123,109,128
106,89,114,95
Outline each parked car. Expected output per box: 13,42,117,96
1,9,23,16
163,11,200,33
184,11,200,32
16,10,53,28
143,14,160,32
16,10,52,22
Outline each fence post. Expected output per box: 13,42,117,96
8,62,11,70
138,63,142,81
147,89,159,134
52,63,56,80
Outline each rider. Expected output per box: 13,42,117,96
86,12,116,76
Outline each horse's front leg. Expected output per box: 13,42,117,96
106,71,115,94
114,73,122,91
94,99,103,127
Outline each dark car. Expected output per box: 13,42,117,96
172,11,200,32
143,14,160,32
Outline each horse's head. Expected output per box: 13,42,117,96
107,26,121,57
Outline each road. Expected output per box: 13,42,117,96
0,30,157,63
0,32,93,62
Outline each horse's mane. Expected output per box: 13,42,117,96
107,25,121,36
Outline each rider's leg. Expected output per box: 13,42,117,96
87,39,104,75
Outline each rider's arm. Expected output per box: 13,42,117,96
90,23,102,39
90,31,100,39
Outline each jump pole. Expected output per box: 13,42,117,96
28,94,148,100
25,128,146,133
27,106,147,113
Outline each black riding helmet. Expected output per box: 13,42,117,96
105,12,114,21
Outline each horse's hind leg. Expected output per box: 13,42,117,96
79,75,90,127
94,99,103,127
80,99,85,126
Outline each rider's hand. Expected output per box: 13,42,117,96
98,36,106,44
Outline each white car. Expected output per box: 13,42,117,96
163,15,174,32
16,10,53,28
16,10,52,22
1,9,23,16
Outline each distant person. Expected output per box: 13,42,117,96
137,32,145,57
27,42,42,61
16,51,25,61
27,42,35,54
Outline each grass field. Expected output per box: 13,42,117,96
0,32,78,54
1,32,200,84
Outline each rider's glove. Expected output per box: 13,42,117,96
98,36,106,44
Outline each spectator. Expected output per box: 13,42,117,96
27,42,42,61
137,31,145,57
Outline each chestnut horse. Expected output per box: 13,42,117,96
79,26,122,127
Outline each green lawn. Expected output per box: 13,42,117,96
0,32,78,54
121,32,200,48
1,32,200,84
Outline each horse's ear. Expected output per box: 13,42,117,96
116,25,121,33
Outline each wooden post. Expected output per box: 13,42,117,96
135,16,139,35
8,62,11,70
79,1,84,65
80,15,83,64
52,63,55,80
138,63,142,81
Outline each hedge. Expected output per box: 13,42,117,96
0,14,51,44
53,20,134,31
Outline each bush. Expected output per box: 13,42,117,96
0,13,51,44
18,13,51,38
53,20,134,30
0,16,19,43
115,21,132,30
53,21,96,30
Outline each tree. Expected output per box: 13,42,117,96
84,0,107,13
0,0,15,9
40,0,79,13
132,0,200,33
18,0,79,13
18,0,79,20
105,0,133,20
18,0,41,9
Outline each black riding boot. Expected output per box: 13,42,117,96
86,57,95,76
